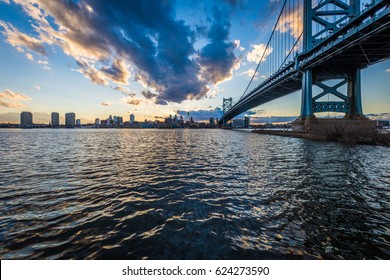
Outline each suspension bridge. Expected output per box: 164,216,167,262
219,0,390,132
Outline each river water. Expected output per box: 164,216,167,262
0,129,389,259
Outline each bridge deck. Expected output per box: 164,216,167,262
220,1,390,124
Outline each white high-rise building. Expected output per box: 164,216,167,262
65,112,76,127
20,111,33,127
51,112,59,127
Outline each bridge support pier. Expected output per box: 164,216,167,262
346,68,365,119
300,69,315,120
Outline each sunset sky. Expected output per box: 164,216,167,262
0,0,389,124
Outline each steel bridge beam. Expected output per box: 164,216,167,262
219,0,390,125
300,0,364,119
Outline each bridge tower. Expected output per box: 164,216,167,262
301,0,364,120
222,98,233,114
221,98,233,127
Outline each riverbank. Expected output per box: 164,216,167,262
252,129,390,146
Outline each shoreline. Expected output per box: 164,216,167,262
252,129,390,146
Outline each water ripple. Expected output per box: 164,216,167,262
0,129,389,259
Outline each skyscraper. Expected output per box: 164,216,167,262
130,114,135,123
51,112,59,127
65,112,76,127
20,111,33,127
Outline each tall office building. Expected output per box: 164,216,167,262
65,112,76,127
130,114,135,123
51,112,59,127
113,116,123,125
20,111,33,127
76,119,81,126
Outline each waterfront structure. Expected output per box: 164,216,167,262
76,119,81,126
219,0,390,134
232,118,245,128
20,111,33,127
51,112,59,127
130,114,135,123
232,117,250,128
113,116,123,125
65,112,76,127
95,118,100,126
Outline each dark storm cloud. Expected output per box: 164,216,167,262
85,0,210,102
197,7,239,84
141,90,158,99
155,99,168,105
3,0,240,103
100,59,129,84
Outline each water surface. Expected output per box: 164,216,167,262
0,129,389,259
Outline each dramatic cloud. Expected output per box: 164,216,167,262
197,7,239,85
78,66,108,85
0,89,31,108
100,59,130,85
141,90,158,99
155,99,168,105
247,44,273,63
0,20,47,56
0,0,240,103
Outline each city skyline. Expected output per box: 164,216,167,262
0,0,389,124
16,110,216,125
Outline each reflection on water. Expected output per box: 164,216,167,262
0,129,389,259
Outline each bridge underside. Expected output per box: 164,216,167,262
220,1,390,125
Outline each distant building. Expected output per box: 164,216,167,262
107,115,113,125
244,117,250,128
233,118,245,128
165,115,172,124
113,116,123,125
20,111,33,127
51,112,59,127
76,119,81,126
130,114,135,123
95,118,100,126
65,112,76,127
232,117,250,128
